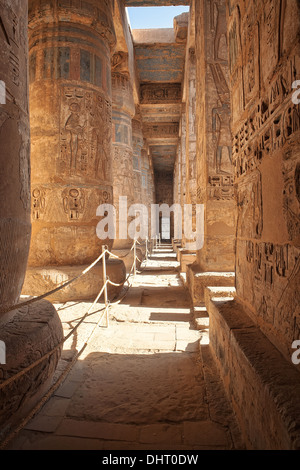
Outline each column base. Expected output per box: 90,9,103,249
186,262,235,305
111,248,143,273
0,300,63,440
206,295,300,450
22,259,126,303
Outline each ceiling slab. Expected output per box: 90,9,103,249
150,144,177,172
134,43,186,83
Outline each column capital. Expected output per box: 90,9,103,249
28,0,116,50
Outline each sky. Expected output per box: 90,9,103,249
127,6,190,29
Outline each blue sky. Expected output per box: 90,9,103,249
127,6,190,29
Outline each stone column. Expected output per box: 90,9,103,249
111,70,135,251
187,0,236,304
0,0,31,312
111,68,137,271
132,111,144,206
130,110,145,262
0,0,63,435
175,109,187,261
178,48,197,272
23,0,125,301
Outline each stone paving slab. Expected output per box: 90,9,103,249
7,246,244,451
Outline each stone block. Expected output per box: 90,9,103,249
186,263,235,304
207,297,300,450
178,249,197,273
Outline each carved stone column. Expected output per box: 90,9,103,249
111,69,135,251
23,0,125,301
0,0,31,312
131,111,146,261
186,0,236,304
0,0,63,436
132,112,144,206
178,49,197,271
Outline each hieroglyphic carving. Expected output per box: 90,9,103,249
111,52,129,76
282,151,300,242
233,99,300,180
210,63,233,177
99,187,112,206
32,188,46,220
62,188,85,221
143,123,179,138
208,175,234,200
59,86,112,181
244,240,300,336
140,84,182,104
237,169,263,239
261,0,281,84
210,0,228,61
113,147,134,202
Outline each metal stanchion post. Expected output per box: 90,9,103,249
102,245,109,327
146,237,148,261
134,239,137,277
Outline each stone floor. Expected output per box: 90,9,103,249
7,245,245,450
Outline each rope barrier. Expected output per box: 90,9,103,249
0,239,150,390
0,250,107,316
0,237,153,449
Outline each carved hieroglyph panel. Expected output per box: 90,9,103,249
282,150,300,243
237,169,263,239
140,83,182,104
260,0,281,85
58,86,112,182
113,147,134,204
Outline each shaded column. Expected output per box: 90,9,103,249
131,110,148,260
23,0,125,301
111,70,135,251
0,0,63,435
132,111,144,206
178,47,198,271
0,0,31,312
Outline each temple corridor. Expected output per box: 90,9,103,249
0,0,300,452
7,244,244,450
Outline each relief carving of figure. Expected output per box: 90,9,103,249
212,103,232,174
211,0,228,61
65,102,86,175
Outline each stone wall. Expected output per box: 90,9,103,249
227,0,300,360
